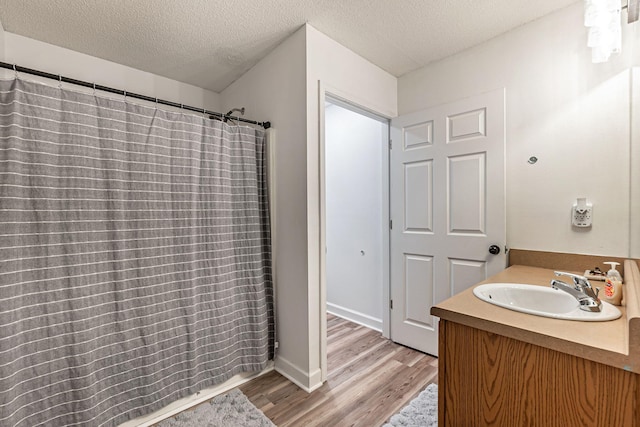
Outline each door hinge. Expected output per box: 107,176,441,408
390,219,393,229
390,299,393,309
389,139,392,150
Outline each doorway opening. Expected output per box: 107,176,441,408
321,95,390,378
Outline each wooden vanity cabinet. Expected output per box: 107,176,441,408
438,320,640,426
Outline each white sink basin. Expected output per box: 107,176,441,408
473,283,622,321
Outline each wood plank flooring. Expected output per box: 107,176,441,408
240,314,438,426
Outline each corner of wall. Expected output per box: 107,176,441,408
304,22,398,387
274,355,323,393
221,24,313,381
222,23,399,394
305,23,397,118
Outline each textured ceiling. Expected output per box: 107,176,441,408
0,0,579,93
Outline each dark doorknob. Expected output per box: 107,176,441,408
488,245,501,255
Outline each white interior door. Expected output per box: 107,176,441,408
390,89,506,355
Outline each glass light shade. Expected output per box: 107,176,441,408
584,0,621,63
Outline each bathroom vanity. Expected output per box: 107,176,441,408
431,260,640,426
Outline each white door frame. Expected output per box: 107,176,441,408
318,81,392,381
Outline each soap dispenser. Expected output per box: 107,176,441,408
602,261,623,306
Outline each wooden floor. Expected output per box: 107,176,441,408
240,314,438,426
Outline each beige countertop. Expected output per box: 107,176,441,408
431,261,640,373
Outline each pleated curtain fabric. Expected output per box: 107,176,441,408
0,79,274,427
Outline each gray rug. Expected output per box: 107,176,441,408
158,388,275,427
382,383,438,427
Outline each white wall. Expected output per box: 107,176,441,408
221,24,397,391
220,27,311,389
399,2,636,258
306,24,397,389
2,33,221,111
325,102,385,331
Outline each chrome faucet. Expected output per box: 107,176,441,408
550,271,602,312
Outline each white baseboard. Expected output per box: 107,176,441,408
274,356,323,393
119,362,274,427
327,302,383,332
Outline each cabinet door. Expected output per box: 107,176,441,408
439,321,638,426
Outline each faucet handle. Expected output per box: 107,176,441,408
553,271,592,289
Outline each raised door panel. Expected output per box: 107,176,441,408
404,121,433,150
404,254,435,330
447,153,486,235
447,108,486,143
404,160,433,233
448,259,487,297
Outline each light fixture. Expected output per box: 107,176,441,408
584,0,622,63
584,0,640,63
629,0,640,22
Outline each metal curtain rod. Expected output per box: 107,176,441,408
0,61,271,129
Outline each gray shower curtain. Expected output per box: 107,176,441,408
0,79,274,427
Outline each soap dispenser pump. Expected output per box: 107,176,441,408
603,262,623,306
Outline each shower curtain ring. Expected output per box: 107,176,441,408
123,91,127,102
13,64,18,79
58,75,62,89
92,83,96,96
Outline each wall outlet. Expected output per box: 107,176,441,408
572,198,592,228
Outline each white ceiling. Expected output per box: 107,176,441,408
0,0,579,93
